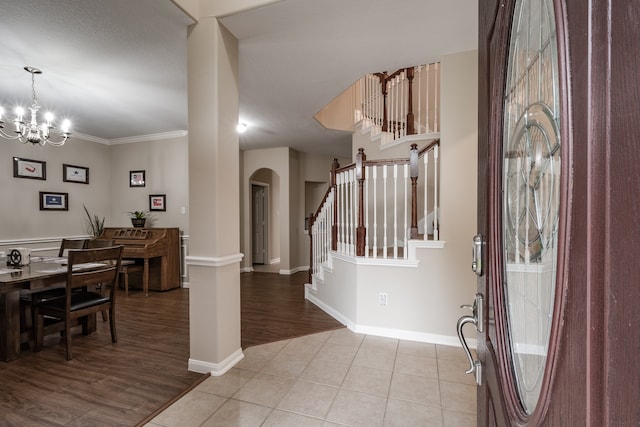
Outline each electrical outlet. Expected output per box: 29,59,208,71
379,292,388,306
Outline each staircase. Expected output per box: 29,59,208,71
303,51,478,348
310,62,443,284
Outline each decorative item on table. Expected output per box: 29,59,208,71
7,248,31,266
128,210,148,228
0,66,71,146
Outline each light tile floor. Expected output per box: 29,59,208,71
146,329,476,427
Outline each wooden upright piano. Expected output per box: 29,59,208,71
96,227,180,295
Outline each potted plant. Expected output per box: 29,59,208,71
83,205,105,237
128,210,148,228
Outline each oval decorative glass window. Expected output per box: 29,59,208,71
502,0,561,414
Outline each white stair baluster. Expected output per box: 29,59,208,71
433,146,439,240
352,168,357,256
426,64,431,133
383,165,388,259
401,72,406,138
434,63,439,133
339,172,345,254
393,164,398,259
365,165,370,257
424,152,429,240
372,166,378,258
403,164,408,259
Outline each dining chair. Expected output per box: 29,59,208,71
85,239,115,321
34,245,124,360
58,238,88,256
20,238,89,347
86,238,143,298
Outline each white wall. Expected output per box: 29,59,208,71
109,136,189,231
0,133,189,253
0,136,110,243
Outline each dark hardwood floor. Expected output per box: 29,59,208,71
241,271,344,348
0,271,343,426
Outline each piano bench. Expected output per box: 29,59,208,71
119,264,144,297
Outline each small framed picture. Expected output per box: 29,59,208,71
39,192,69,211
14,157,46,180
149,194,166,211
63,164,89,184
130,170,145,187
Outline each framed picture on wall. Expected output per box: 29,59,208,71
13,157,46,180
63,164,89,184
149,194,166,211
39,192,69,211
130,170,145,187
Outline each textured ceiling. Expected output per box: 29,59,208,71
0,0,477,158
0,0,192,142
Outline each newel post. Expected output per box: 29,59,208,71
356,148,367,256
376,73,389,132
406,67,415,135
410,143,419,239
331,158,340,251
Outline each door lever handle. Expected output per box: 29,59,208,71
456,293,484,385
457,315,477,374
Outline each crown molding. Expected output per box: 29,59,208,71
73,130,189,145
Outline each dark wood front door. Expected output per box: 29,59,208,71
475,0,640,425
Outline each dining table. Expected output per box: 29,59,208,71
0,256,106,361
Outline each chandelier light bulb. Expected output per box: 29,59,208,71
237,122,248,133
0,66,71,146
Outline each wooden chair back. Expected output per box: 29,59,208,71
58,238,88,257
35,246,124,360
85,239,115,249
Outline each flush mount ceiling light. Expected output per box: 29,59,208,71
0,66,71,146
236,122,248,133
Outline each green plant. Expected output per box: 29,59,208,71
128,210,148,219
83,205,105,237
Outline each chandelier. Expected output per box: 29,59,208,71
0,66,71,146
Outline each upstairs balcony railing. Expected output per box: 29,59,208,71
309,140,440,282
357,63,440,143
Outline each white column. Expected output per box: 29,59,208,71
186,17,243,375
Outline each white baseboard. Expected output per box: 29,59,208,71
305,291,474,349
188,348,244,376
279,266,310,275
305,291,354,330
353,324,474,349
240,266,254,273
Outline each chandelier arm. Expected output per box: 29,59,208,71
0,127,21,140
44,135,70,147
